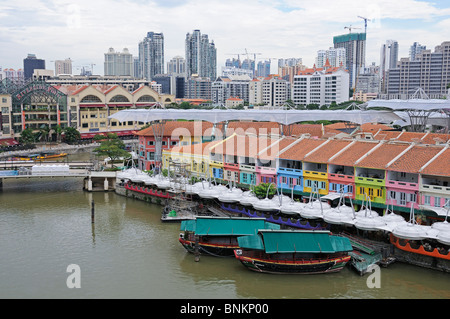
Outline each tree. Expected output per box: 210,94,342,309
39,125,50,142
55,125,63,143
253,183,277,199
19,128,37,144
63,127,81,143
93,134,130,167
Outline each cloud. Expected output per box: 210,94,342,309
1,0,449,74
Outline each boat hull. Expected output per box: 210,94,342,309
234,250,350,274
179,238,238,257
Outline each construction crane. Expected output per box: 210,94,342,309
242,49,262,62
358,16,371,34
344,25,361,33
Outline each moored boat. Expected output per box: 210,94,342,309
234,229,353,274
179,216,280,257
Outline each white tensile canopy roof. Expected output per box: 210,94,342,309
367,99,450,111
108,109,402,125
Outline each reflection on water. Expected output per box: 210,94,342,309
0,178,449,299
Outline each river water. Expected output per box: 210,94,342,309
0,152,449,299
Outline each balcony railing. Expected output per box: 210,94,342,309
386,180,418,189
278,167,302,175
355,176,385,186
303,170,327,178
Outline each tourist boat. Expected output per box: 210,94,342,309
234,229,353,274
179,216,280,257
37,152,68,159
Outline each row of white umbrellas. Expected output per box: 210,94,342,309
120,170,450,245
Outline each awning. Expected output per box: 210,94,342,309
419,205,450,217
0,138,19,146
80,104,106,108
108,103,133,107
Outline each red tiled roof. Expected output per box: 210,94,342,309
387,145,444,173
328,140,379,166
303,140,353,163
258,137,298,161
135,121,213,137
211,134,275,157
356,143,409,169
421,148,450,177
277,138,327,161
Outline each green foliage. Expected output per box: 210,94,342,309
93,134,130,166
63,127,81,143
253,183,277,199
19,127,37,144
161,168,168,177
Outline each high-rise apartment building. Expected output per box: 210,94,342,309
261,75,289,107
278,58,303,68
211,74,251,105
104,48,134,76
385,41,450,98
316,48,346,69
291,64,350,106
2,68,25,84
410,42,427,62
54,59,72,75
139,32,164,81
185,30,217,80
257,61,271,77
380,40,399,92
184,75,212,100
167,56,186,76
23,54,45,80
333,33,366,89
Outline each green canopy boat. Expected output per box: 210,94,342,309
179,216,280,257
234,229,353,274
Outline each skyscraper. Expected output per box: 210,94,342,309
54,58,73,75
185,30,217,80
385,41,450,98
104,48,134,76
257,61,271,77
380,40,399,92
167,56,186,76
138,32,164,81
333,33,366,89
316,48,346,68
410,42,427,61
23,54,45,80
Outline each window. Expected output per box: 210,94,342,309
399,193,407,206
408,193,417,203
359,187,365,195
319,181,326,190
424,195,431,205
306,180,312,188
434,196,441,207
376,189,383,198
389,191,396,200
347,185,354,194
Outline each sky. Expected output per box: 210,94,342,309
1,0,450,75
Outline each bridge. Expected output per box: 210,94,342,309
0,162,117,192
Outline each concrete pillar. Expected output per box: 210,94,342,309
88,177,92,191
104,178,109,191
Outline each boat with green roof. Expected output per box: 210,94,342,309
234,229,353,274
179,216,280,257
